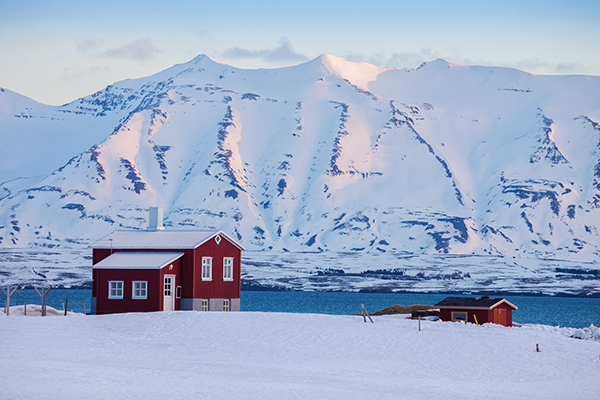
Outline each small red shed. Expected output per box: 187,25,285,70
435,296,517,327
91,208,244,315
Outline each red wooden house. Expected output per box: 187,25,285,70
91,208,244,315
435,296,517,327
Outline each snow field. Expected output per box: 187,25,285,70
1,311,599,399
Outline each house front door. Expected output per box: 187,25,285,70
164,275,175,311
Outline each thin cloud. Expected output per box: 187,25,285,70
510,60,587,75
102,39,161,62
77,39,102,55
60,66,110,82
345,50,596,75
555,63,580,73
222,38,308,63
193,29,214,39
456,57,592,75
344,49,440,69
385,49,439,68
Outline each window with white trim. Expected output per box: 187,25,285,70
223,299,230,312
223,257,233,281
201,299,209,311
132,281,147,299
451,311,468,322
108,281,123,299
202,257,212,281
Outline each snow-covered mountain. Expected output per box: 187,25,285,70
1,54,600,261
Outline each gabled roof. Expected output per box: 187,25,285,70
91,230,245,251
435,297,518,310
92,252,184,269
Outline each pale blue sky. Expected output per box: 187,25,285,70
1,0,598,105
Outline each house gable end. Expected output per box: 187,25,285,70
191,230,245,251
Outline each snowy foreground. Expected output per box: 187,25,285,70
1,311,599,399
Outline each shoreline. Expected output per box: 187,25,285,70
4,283,600,298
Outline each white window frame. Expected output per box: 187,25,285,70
223,257,233,281
108,281,123,299
202,257,212,281
132,281,147,300
201,299,209,311
451,311,468,322
223,299,230,312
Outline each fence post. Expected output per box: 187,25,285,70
1,286,18,316
82,301,85,315
24,301,27,316
34,286,51,317
64,298,68,316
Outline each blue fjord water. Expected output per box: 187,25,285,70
2,289,599,328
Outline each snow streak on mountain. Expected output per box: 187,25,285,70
1,54,600,260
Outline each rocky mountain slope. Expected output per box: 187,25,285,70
1,54,600,261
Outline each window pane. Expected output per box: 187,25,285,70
223,258,233,280
202,257,212,280
453,312,467,320
109,281,123,299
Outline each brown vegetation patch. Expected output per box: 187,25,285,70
370,304,437,316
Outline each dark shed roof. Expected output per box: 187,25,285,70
435,297,517,310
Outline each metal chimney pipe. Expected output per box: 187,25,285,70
148,207,165,231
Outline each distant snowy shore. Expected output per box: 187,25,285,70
1,248,599,295
1,311,599,399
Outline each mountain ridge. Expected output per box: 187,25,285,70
1,54,600,262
